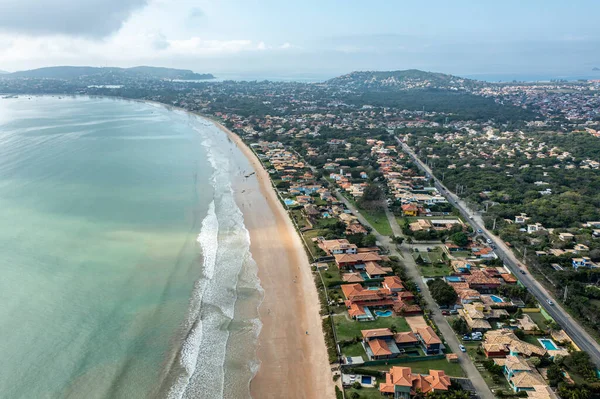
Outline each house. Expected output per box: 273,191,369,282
383,276,406,294
379,367,451,398
361,329,419,361
572,257,593,269
401,203,419,217
464,270,502,293
451,260,473,274
515,214,530,224
473,247,497,259
415,326,442,355
364,261,393,278
494,355,547,393
318,239,358,255
559,232,575,241
346,223,368,235
527,223,545,234
482,329,546,358
334,252,383,269
458,303,492,332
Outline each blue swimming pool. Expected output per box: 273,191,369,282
361,376,373,385
490,295,504,303
375,310,393,317
367,287,380,290
284,199,296,206
539,339,559,350
445,276,463,282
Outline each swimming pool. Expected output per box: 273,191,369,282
490,295,504,303
361,376,373,385
538,339,559,350
284,198,296,206
375,310,393,317
367,286,380,290
445,276,464,282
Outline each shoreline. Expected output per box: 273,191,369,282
215,123,335,399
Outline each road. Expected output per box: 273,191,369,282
334,191,494,399
395,136,600,367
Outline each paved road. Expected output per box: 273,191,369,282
335,191,494,399
395,136,600,367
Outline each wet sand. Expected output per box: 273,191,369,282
218,124,335,399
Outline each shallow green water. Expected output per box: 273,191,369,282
0,97,257,398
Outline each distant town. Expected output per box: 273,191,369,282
2,68,600,399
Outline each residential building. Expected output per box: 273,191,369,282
379,367,451,398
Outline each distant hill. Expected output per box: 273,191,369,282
327,69,483,91
6,66,214,81
593,67,600,71
0,69,8,74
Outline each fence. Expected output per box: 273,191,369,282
360,353,446,367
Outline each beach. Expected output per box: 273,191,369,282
218,124,336,399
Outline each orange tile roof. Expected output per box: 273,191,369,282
394,331,418,344
368,339,392,356
334,252,382,265
380,367,450,395
383,276,405,290
362,328,394,339
417,326,441,345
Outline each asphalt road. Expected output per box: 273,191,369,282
334,191,494,399
395,136,600,367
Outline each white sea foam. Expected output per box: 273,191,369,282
168,118,263,399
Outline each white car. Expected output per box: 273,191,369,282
486,238,492,244
459,345,466,352
547,299,554,306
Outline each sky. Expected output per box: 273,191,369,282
0,0,599,79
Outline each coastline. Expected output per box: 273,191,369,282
215,123,335,399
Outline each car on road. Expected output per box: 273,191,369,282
547,299,554,306
486,238,492,244
459,345,466,352
520,270,526,275
477,229,482,233
441,310,449,316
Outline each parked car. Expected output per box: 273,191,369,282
486,238,493,244
449,309,458,315
477,229,482,233
441,310,449,316
462,336,471,341
459,345,466,352
520,270,526,275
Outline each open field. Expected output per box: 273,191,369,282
333,314,411,341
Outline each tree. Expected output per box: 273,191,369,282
529,357,541,368
450,317,469,335
450,232,469,247
546,364,564,387
392,236,405,245
427,278,458,306
362,234,377,247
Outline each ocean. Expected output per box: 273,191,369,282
0,96,263,398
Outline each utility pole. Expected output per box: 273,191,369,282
492,218,497,230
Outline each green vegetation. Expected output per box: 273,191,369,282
427,278,458,306
358,358,465,377
333,314,410,341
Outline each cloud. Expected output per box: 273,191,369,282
0,0,148,38
188,7,204,19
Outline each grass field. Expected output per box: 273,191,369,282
341,342,368,360
417,263,452,277
359,358,465,377
344,387,382,399
302,229,326,259
360,207,393,236
525,311,551,331
333,314,411,341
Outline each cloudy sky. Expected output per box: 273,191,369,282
0,0,599,78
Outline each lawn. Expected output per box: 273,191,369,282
450,251,472,258
344,387,382,399
333,314,411,341
341,342,368,360
359,207,393,236
464,343,511,392
360,358,465,377
525,311,551,331
290,209,310,230
416,263,452,277
303,229,327,258
321,263,343,287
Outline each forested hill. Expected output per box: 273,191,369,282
327,69,484,91
6,66,214,81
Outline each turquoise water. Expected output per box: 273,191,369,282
0,97,262,399
375,310,392,317
539,339,559,351
490,295,504,303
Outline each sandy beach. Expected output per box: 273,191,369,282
218,124,335,399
